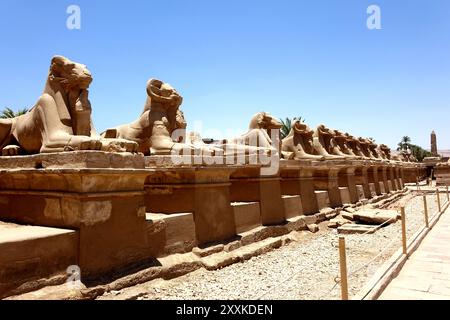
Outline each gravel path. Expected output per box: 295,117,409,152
104,193,444,300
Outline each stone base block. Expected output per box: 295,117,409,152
339,187,351,205
436,174,450,186
315,191,330,211
0,222,78,299
369,183,377,197
232,202,261,234
337,224,379,234
388,181,393,192
356,185,366,200
146,213,197,256
282,195,303,219
379,182,386,194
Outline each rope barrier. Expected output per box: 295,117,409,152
332,191,447,299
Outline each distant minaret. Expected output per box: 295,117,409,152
431,131,438,156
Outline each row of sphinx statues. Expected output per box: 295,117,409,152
0,55,417,163
281,122,417,162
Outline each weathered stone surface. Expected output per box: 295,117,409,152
0,223,78,299
328,218,350,229
286,215,307,232
232,202,261,234
301,215,318,225
353,209,398,225
339,187,352,204
356,185,366,200
282,195,302,219
344,207,356,213
146,212,197,255
342,212,354,221
328,220,338,228
337,224,379,234
307,224,319,233
315,190,330,210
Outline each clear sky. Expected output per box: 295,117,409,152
1,0,449,150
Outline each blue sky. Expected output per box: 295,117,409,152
0,0,449,150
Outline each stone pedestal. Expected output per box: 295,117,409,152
282,195,302,218
144,156,237,245
338,167,359,204
355,164,372,199
313,167,342,208
280,160,318,215
230,165,285,226
232,202,261,233
395,167,404,189
401,165,412,184
389,166,398,191
380,166,391,193
435,163,450,186
0,151,150,279
368,165,382,195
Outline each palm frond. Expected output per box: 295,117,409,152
0,107,28,119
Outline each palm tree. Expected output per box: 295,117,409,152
397,136,411,151
280,116,305,139
0,107,28,119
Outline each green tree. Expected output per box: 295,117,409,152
0,107,28,119
396,135,431,162
280,116,305,139
397,136,411,151
409,144,432,162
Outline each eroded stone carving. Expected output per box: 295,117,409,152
378,144,392,160
367,139,384,160
281,120,325,160
356,137,376,159
221,112,282,155
344,134,368,159
102,78,220,156
312,124,346,159
332,129,360,158
0,56,137,156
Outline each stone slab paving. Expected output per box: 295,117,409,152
379,207,450,300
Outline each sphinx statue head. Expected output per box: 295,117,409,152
344,133,368,159
144,79,183,112
248,112,283,130
281,120,324,160
101,78,220,156
378,144,392,160
356,137,376,159
221,112,282,156
332,129,359,158
312,124,346,159
366,139,383,160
